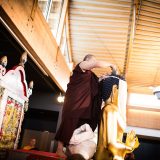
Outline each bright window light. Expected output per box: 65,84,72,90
127,93,160,109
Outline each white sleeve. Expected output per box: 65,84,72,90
69,124,94,145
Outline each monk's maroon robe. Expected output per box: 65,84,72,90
55,64,102,145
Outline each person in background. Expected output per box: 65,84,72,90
23,138,38,150
55,54,115,157
67,123,97,160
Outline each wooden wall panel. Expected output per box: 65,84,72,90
127,106,160,130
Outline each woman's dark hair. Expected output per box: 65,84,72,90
67,154,85,160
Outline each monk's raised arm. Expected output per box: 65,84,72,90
80,60,115,71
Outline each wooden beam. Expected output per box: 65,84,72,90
123,0,140,76
65,10,73,65
0,0,70,91
0,0,5,6
71,0,131,6
70,1,131,11
56,0,69,45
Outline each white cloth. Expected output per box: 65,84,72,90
118,79,127,123
68,124,97,160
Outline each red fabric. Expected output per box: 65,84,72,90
62,64,99,119
14,149,65,159
27,155,58,160
55,64,102,144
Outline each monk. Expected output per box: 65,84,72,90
23,138,37,150
55,54,115,157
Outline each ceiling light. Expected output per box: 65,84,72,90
57,93,64,103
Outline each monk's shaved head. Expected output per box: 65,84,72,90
83,54,94,61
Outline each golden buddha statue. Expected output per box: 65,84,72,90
95,77,139,160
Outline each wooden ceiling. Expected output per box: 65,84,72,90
69,0,160,95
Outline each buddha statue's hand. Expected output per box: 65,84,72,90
125,145,132,152
125,130,140,151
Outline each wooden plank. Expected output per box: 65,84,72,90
72,47,126,52
127,79,157,83
138,19,160,28
71,37,127,42
65,10,72,64
127,88,152,94
134,39,160,45
140,9,160,19
71,41,127,46
131,56,160,64
127,80,154,84
69,21,129,28
129,53,160,58
128,61,159,67
127,82,156,86
134,43,160,49
72,49,126,54
127,108,160,130
143,0,160,9
128,78,158,83
70,1,131,11
70,28,128,34
141,4,160,13
128,60,160,65
123,1,135,76
69,13,130,21
139,15,160,23
128,68,157,72
127,73,157,77
128,82,156,86
72,44,124,50
127,106,160,112
71,0,131,6
135,34,160,41
69,19,129,26
132,48,160,53
136,25,160,33
70,15,129,23
128,67,158,71
74,54,125,60
70,32,128,37
70,25,129,31
69,7,130,16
